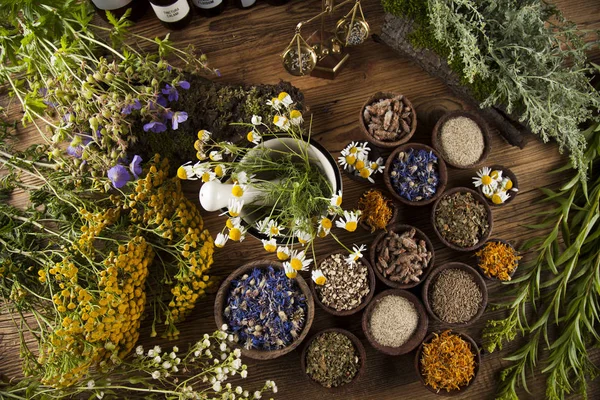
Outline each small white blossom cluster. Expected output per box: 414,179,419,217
337,141,385,183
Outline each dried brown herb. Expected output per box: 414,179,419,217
434,192,489,247
305,332,360,388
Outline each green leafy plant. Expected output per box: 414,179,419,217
381,0,600,179
483,120,600,399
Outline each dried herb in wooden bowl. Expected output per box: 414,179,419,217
305,331,361,388
475,240,521,281
358,190,394,232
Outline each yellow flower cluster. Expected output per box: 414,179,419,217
74,208,121,256
41,236,154,388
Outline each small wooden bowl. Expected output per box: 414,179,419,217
358,190,399,232
310,252,376,316
369,223,435,289
476,165,519,207
358,92,417,148
361,289,429,356
214,260,315,360
421,262,488,327
301,328,366,392
474,238,519,281
431,187,493,252
415,330,481,396
431,110,491,169
384,143,448,207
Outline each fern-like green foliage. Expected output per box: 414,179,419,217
382,0,600,180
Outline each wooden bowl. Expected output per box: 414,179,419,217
431,187,493,252
476,165,519,207
421,262,488,327
369,223,435,289
358,92,417,148
358,190,399,232
309,252,376,316
431,110,491,169
415,330,481,396
214,260,314,360
474,238,519,281
301,328,366,392
361,289,429,356
383,143,448,207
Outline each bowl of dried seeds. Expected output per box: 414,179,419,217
421,262,488,327
384,143,448,207
359,92,417,148
214,260,315,360
415,330,480,396
309,252,376,316
431,110,491,169
301,328,366,392
369,223,435,289
431,187,493,251
361,289,429,356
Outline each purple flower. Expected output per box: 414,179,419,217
143,121,167,133
162,84,179,102
129,155,143,179
107,165,131,189
178,81,190,90
171,111,188,130
121,99,142,115
215,69,222,77
156,96,168,108
66,137,91,158
167,65,173,72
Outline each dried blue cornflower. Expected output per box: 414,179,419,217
390,149,440,201
224,266,307,351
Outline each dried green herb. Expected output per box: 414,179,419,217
305,332,360,388
434,192,489,247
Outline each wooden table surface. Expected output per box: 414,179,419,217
2,0,600,399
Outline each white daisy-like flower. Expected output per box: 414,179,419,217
197,129,211,142
246,130,262,145
273,115,290,130
267,220,284,236
262,238,277,253
283,261,298,278
214,164,227,178
295,230,312,245
319,216,333,232
231,183,246,198
337,154,353,170
491,169,503,181
277,92,293,108
255,217,271,235
358,166,375,183
330,190,343,207
227,199,244,218
215,233,228,248
311,269,326,285
346,244,366,265
335,210,361,232
370,157,385,174
491,190,510,205
289,109,303,125
234,171,253,185
226,217,241,230
501,177,518,192
200,170,217,183
339,147,358,168
354,153,368,171
266,97,282,111
209,151,223,161
482,184,495,198
251,115,262,125
177,162,197,180
472,166,496,188
276,246,291,261
288,249,312,271
228,225,247,242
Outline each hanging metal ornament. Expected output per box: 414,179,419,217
281,31,318,76
335,0,370,46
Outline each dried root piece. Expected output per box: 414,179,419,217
374,229,432,284
363,94,413,142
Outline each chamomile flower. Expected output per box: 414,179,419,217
266,97,282,111
359,167,375,183
501,177,517,191
209,151,223,161
472,167,496,188
177,162,197,180
215,233,229,248
491,169,503,180
234,171,253,185
337,154,354,170
335,210,361,232
251,115,262,125
319,216,333,231
247,130,262,145
317,225,330,238
201,170,217,183
214,164,227,178
289,109,303,125
354,155,367,171
330,191,343,207
274,246,289,261
226,217,241,229
231,184,246,198
197,129,211,142
262,238,277,253
267,220,284,236
311,269,326,285
289,250,312,271
491,191,510,205
482,184,495,198
277,92,293,108
295,230,312,245
255,217,271,235
273,115,290,130
346,244,366,265
370,157,385,173
228,225,247,242
283,262,298,278
227,199,244,217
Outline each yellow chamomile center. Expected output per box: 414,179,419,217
278,92,289,101
232,185,244,198
321,218,332,230
201,172,212,183
335,196,342,207
177,166,187,180
290,258,303,271
247,131,255,142
285,269,297,279
491,170,501,179
277,251,289,261
345,221,358,232
315,275,326,285
349,146,358,154
492,194,503,205
355,159,365,170
197,130,206,140
226,218,235,229
371,162,379,169
270,226,279,236
229,228,242,241
264,242,276,253
345,154,357,165
359,168,371,179
504,179,513,190
290,110,302,119
215,165,224,177
481,175,493,186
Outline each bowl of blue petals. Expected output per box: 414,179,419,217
214,260,315,360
